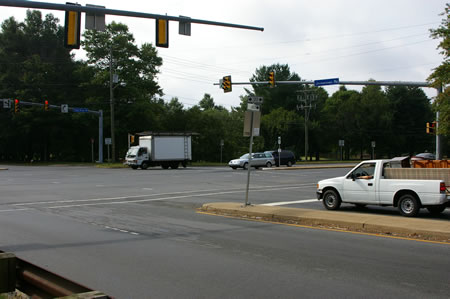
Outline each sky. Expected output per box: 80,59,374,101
0,0,447,109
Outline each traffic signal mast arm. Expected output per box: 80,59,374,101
0,0,264,32
214,80,432,87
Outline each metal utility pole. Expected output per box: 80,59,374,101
109,46,115,163
297,91,317,161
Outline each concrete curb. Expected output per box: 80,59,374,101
199,202,450,243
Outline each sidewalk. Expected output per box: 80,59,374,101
199,202,450,243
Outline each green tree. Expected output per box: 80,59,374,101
0,10,95,162
428,4,449,136
385,86,433,156
82,22,163,159
248,63,302,113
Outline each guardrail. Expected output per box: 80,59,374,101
0,251,110,298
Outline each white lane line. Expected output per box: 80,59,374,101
261,199,318,206
0,208,32,213
13,183,315,207
46,185,314,209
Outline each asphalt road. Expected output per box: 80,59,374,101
0,165,449,298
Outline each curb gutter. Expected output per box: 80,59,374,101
199,202,450,243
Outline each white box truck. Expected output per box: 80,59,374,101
125,133,192,169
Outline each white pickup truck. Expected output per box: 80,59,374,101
316,160,450,217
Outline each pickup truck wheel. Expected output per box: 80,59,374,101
398,194,420,217
322,190,341,210
427,205,446,215
140,162,149,170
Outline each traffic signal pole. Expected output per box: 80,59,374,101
216,79,442,159
0,0,264,32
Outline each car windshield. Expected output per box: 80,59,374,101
126,147,139,158
240,154,249,159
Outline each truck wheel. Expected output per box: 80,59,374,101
182,161,187,168
131,165,138,170
398,194,420,217
322,189,341,210
243,163,248,170
141,162,149,170
171,162,179,169
426,205,446,215
161,163,169,169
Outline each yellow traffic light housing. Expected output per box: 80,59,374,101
64,3,81,49
269,71,275,87
44,100,49,111
156,19,169,48
14,99,19,113
426,121,436,134
223,76,232,93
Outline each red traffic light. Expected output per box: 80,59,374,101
44,100,49,111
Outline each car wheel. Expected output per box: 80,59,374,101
426,205,446,215
287,161,293,167
140,162,149,170
243,162,248,170
131,165,138,170
231,167,237,170
322,189,341,210
398,194,420,217
266,162,272,168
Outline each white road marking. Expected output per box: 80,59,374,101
261,199,318,206
0,208,31,212
13,184,315,207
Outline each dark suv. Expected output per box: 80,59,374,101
265,150,296,167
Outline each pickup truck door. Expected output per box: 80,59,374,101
343,162,377,203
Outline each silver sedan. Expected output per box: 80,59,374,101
228,152,275,169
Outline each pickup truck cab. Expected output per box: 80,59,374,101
316,160,450,217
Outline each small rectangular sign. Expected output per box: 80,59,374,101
314,78,339,87
105,138,112,145
73,108,89,113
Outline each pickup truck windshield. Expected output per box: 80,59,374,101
347,163,376,179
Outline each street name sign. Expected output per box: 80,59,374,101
314,78,339,87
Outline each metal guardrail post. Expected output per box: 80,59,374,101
0,252,16,293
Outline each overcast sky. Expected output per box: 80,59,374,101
0,0,447,109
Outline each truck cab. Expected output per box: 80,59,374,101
125,146,149,169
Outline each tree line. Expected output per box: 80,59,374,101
0,9,448,163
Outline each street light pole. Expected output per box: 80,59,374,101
109,46,116,163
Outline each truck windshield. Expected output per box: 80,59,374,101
126,148,139,158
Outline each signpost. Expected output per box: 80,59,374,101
339,139,345,161
244,96,263,206
314,78,339,87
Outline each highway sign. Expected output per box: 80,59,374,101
314,78,339,87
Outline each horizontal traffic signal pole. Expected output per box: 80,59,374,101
0,0,264,32
214,80,431,87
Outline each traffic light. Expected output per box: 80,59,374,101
44,100,49,111
269,71,275,87
14,99,19,113
426,121,436,134
156,19,169,48
64,3,81,49
223,75,232,93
